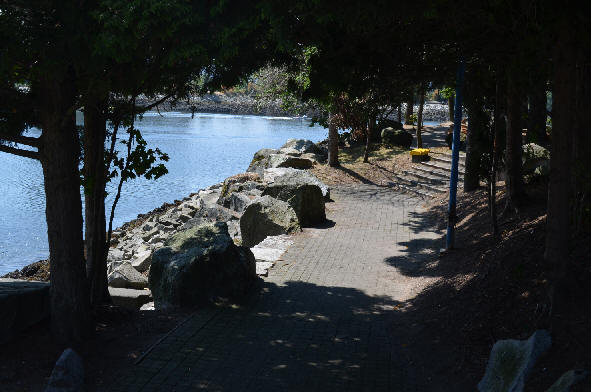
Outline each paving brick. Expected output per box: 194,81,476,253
110,184,442,391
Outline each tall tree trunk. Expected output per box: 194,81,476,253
448,96,454,121
328,113,339,167
490,77,505,237
572,58,591,233
363,114,376,163
545,17,576,298
404,97,414,125
416,86,425,148
464,85,484,192
504,70,525,213
38,76,90,346
83,98,110,308
528,75,548,145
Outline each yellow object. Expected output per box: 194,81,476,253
409,148,430,156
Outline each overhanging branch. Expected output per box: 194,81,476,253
0,145,40,160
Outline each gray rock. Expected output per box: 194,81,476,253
107,248,124,263
108,287,153,311
246,148,278,175
267,154,314,170
478,330,552,392
523,143,550,175
220,192,252,214
108,262,148,289
280,138,324,155
131,247,152,273
149,222,256,309
240,196,300,247
381,127,413,148
263,167,331,200
256,261,274,277
278,147,302,156
262,182,325,227
546,369,589,392
140,302,155,311
227,220,241,240
45,348,84,392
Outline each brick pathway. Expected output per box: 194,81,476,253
110,184,443,392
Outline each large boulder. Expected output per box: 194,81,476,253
263,167,330,200
522,143,550,175
280,139,324,155
246,148,277,174
262,182,325,227
240,196,300,247
267,154,314,170
381,127,413,148
377,119,404,131
149,222,256,308
478,329,551,392
108,262,149,289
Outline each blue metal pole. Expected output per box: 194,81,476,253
446,59,465,250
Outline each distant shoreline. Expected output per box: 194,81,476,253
137,93,452,122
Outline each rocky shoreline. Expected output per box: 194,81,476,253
4,138,332,311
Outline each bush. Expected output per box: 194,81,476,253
381,127,413,148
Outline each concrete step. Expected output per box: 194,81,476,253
411,164,464,181
109,287,153,311
0,279,50,343
391,173,448,194
403,169,449,185
384,181,437,198
421,161,466,176
429,155,466,168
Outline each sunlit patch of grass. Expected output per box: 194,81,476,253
338,143,406,164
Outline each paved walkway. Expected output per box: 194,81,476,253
111,185,443,392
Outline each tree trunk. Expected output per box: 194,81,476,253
572,58,591,233
464,91,484,192
528,75,548,145
363,115,376,163
328,113,339,167
545,20,575,286
38,76,90,346
83,98,110,308
490,77,505,237
504,70,525,213
404,97,414,125
448,96,454,121
416,86,425,148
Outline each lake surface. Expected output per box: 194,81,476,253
0,112,326,275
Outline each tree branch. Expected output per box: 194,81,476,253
0,145,40,160
134,94,174,113
0,134,40,147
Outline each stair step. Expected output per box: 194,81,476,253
402,170,448,185
429,155,466,168
392,174,448,194
421,161,466,176
411,164,464,181
384,181,436,198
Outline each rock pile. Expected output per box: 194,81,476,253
106,139,330,309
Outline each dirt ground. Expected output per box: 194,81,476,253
313,143,591,390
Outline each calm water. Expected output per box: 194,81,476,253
0,112,326,274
